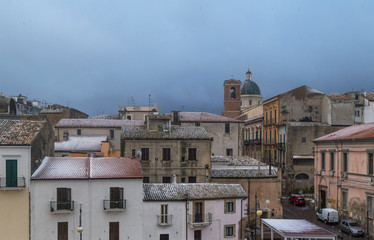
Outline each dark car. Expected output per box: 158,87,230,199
340,219,365,237
289,195,306,206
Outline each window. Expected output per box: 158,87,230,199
226,149,233,156
194,201,204,223
110,129,115,139
143,177,149,183
57,188,72,210
188,176,196,183
274,150,277,163
225,123,230,133
160,234,169,240
355,110,360,117
224,225,235,238
230,87,236,99
342,152,348,172
368,195,373,218
160,204,169,224
63,131,69,141
342,190,348,210
195,122,200,126
110,187,124,209
321,152,325,170
249,100,252,105
270,110,272,123
369,153,374,175
301,137,306,143
274,109,277,123
6,159,18,187
225,200,235,213
330,151,335,171
188,148,197,160
173,112,179,122
126,115,131,120
295,173,309,180
77,129,81,135
163,177,171,183
131,149,136,158
141,148,149,161
162,148,171,161
181,177,185,183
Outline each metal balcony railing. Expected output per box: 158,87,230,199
187,213,212,227
157,215,173,226
50,201,74,212
277,143,285,149
0,177,26,189
103,199,126,211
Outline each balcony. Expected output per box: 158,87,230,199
157,215,173,227
50,201,74,213
103,199,126,212
277,143,285,149
188,213,212,227
0,177,26,190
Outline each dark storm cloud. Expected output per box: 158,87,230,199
1,0,373,117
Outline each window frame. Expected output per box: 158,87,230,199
109,129,115,139
341,189,348,211
224,200,235,214
342,152,348,172
225,123,230,133
161,204,169,224
77,129,81,136
141,148,149,161
369,152,374,175
162,148,171,161
188,148,197,161
224,224,235,238
329,151,335,171
321,151,326,170
226,148,233,156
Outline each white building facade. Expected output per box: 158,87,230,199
31,157,143,240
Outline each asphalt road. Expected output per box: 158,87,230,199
282,197,368,240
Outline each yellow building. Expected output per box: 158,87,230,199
263,96,279,165
0,119,54,240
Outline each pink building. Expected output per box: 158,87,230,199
314,123,374,234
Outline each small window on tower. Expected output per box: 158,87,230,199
230,87,236,99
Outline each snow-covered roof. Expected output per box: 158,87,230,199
55,136,107,152
122,125,211,140
55,119,144,128
179,112,242,123
31,157,142,180
262,219,336,239
211,155,266,166
314,122,374,142
143,183,247,201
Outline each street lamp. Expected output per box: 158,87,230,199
77,203,83,240
254,193,263,240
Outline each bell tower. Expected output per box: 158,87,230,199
223,78,241,118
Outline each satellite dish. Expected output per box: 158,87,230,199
135,150,142,159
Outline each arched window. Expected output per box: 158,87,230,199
295,173,309,180
230,87,236,99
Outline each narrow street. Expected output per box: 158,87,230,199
282,197,368,240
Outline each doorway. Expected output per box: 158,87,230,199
194,230,201,240
6,160,17,187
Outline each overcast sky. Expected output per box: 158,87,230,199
1,0,373,117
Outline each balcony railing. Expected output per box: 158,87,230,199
0,177,26,189
277,143,285,149
50,201,74,213
187,213,212,227
103,199,126,211
157,215,173,226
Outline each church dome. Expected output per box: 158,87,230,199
240,78,261,95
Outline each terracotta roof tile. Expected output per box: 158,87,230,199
366,93,374,101
31,157,142,180
143,183,247,201
180,112,242,123
55,119,144,128
0,119,45,145
314,122,374,141
326,93,352,101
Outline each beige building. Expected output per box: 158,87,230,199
0,119,54,240
121,114,212,183
172,111,243,156
55,118,143,156
119,103,159,120
210,155,282,239
314,123,374,235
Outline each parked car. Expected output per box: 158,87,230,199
340,219,365,237
316,208,339,224
289,195,306,206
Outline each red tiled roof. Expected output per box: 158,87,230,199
0,119,46,145
180,112,242,123
314,123,374,141
326,93,352,101
366,93,374,101
32,157,142,180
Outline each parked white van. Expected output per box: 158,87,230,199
316,208,339,224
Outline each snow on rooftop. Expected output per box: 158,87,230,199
55,136,108,152
314,122,374,141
